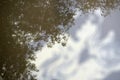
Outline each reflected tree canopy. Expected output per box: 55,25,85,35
77,0,120,16
0,0,75,80
0,0,120,80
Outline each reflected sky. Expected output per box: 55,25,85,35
34,8,120,80
104,70,120,80
0,0,120,80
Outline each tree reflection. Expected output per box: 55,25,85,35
10,0,75,50
0,0,75,80
76,0,120,16
0,0,120,80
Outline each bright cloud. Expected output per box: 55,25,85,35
34,9,120,80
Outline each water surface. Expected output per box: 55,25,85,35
0,0,120,80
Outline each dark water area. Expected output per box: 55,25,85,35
0,0,120,80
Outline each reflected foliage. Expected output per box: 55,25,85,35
0,0,75,80
76,0,120,16
0,0,120,80
9,0,75,50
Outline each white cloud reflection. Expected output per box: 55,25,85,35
34,9,120,80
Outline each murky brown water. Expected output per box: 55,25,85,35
0,0,120,80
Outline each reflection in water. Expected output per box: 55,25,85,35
0,0,120,80
78,47,91,64
76,0,120,16
0,0,75,80
104,71,120,80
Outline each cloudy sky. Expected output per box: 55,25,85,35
33,8,120,80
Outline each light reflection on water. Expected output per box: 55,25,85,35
34,9,120,80
0,0,120,80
